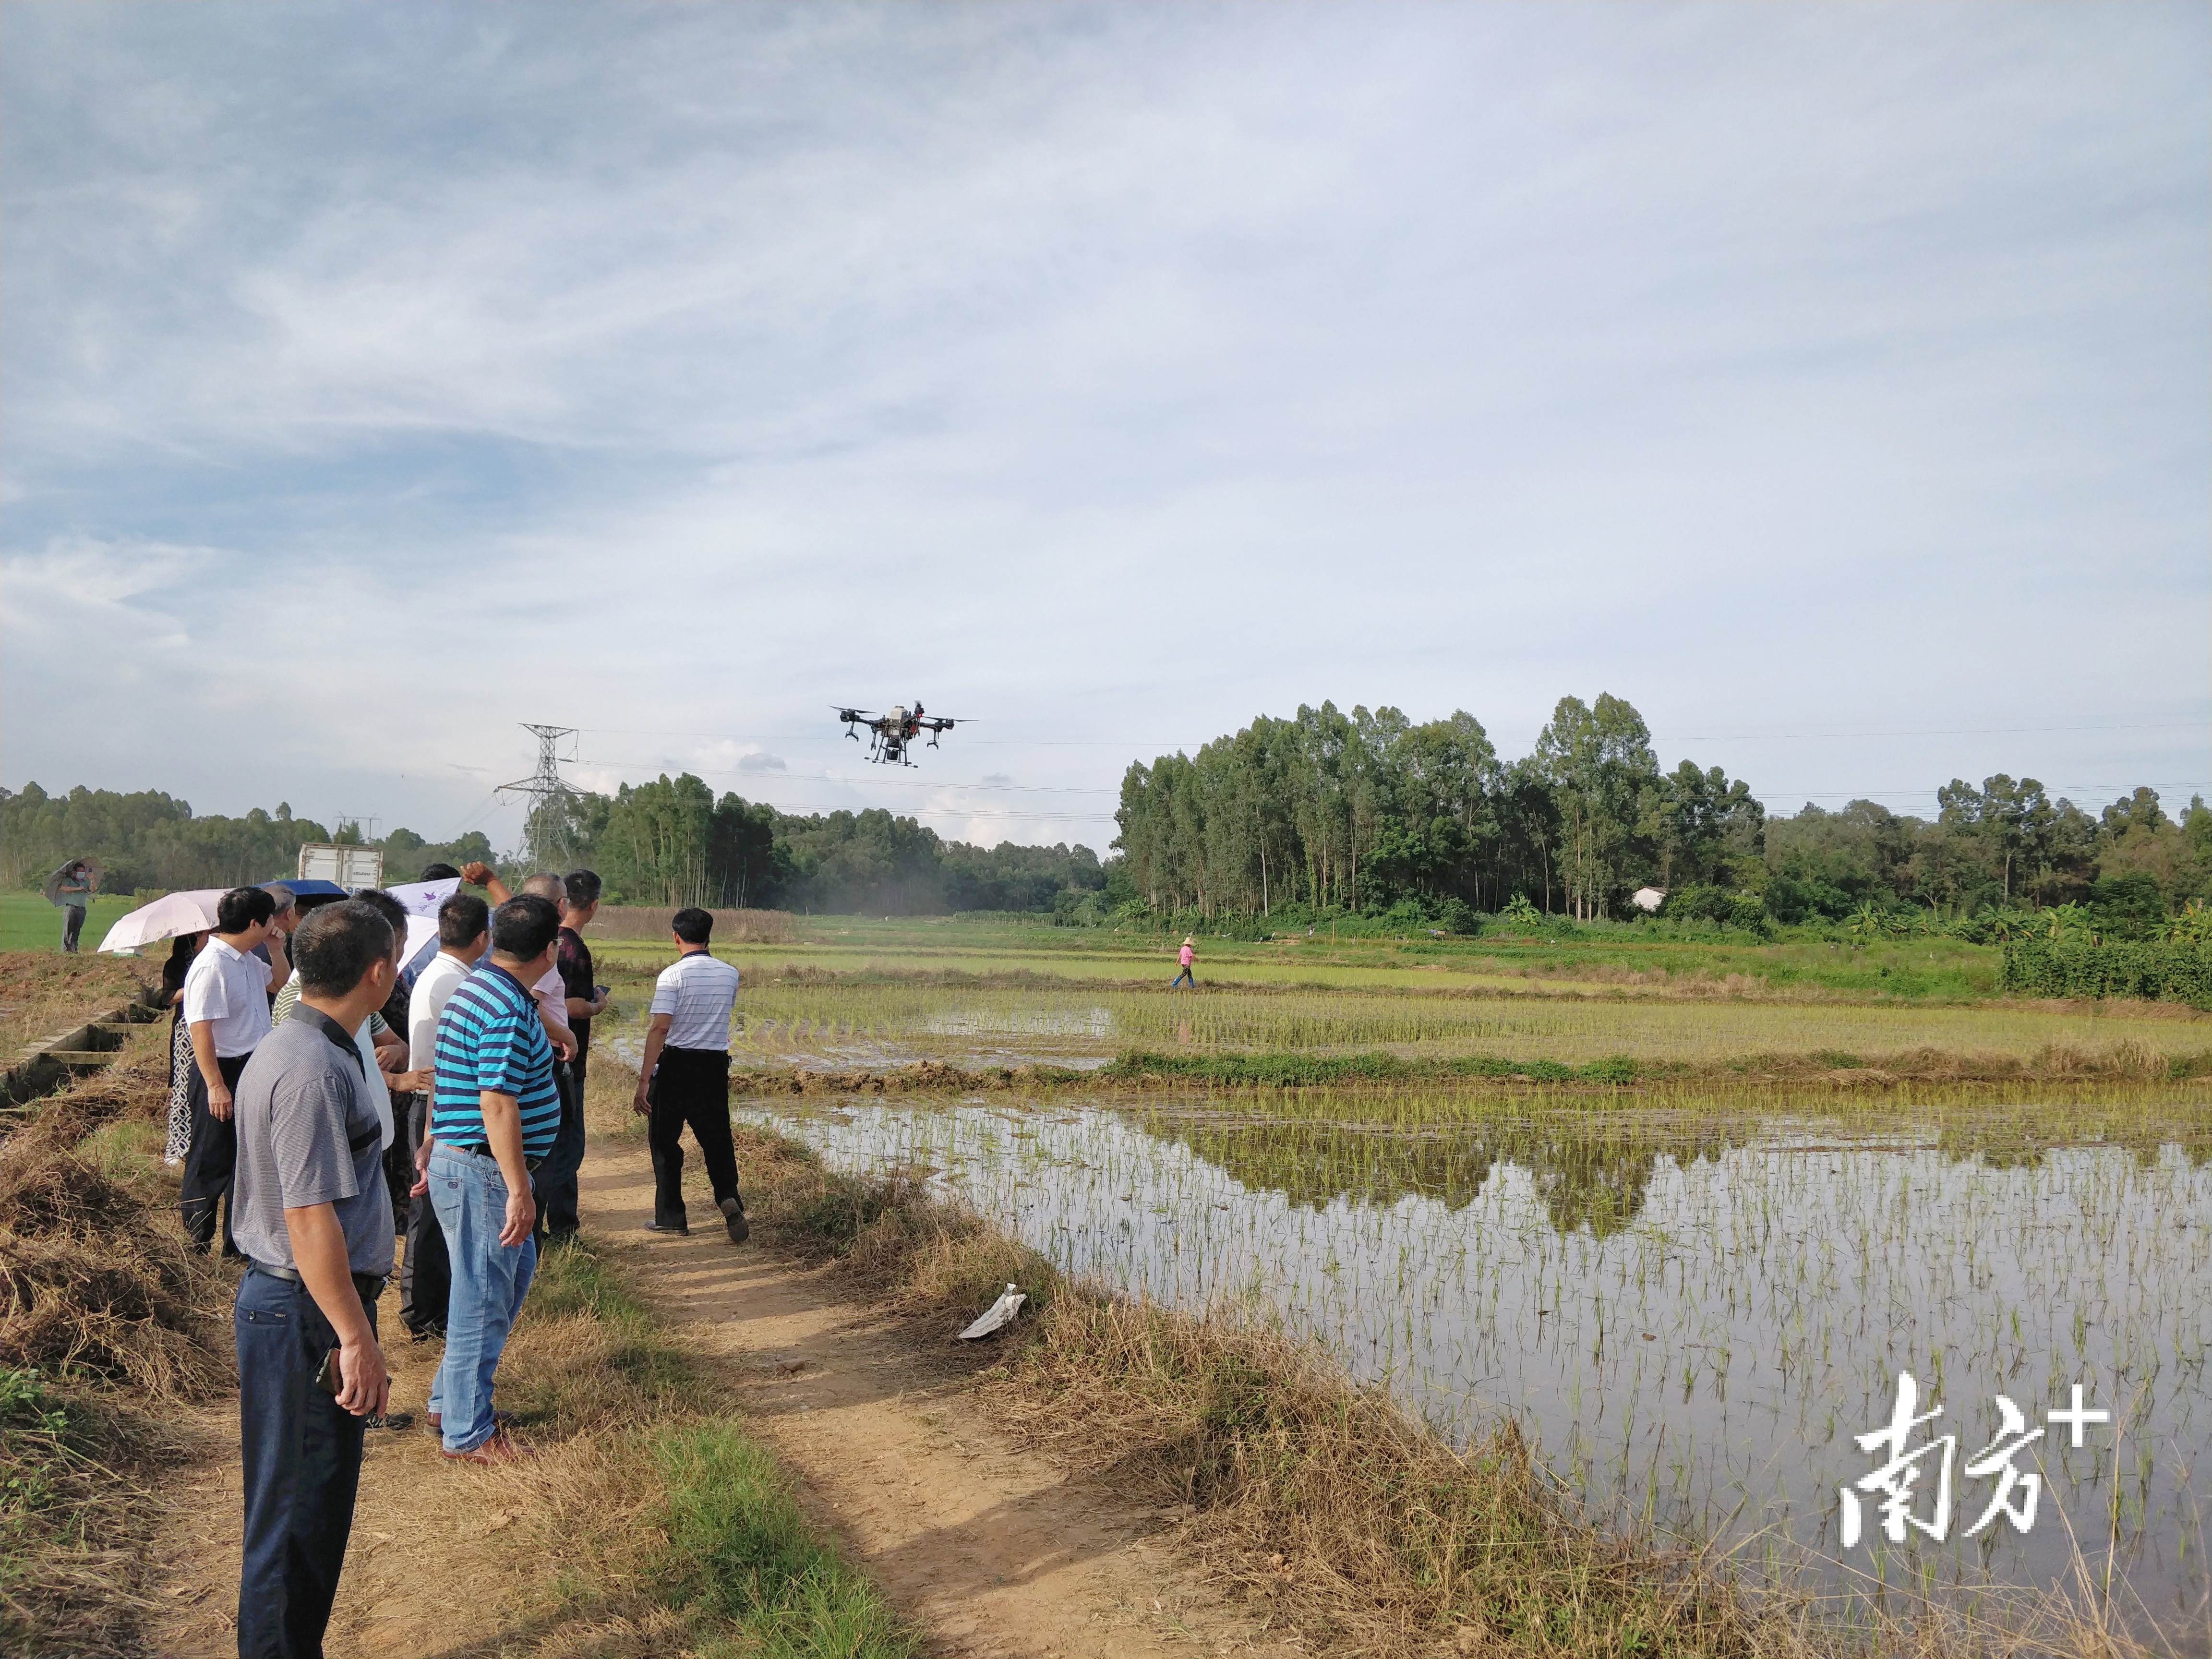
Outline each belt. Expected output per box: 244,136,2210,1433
249,1261,386,1306
455,1142,546,1172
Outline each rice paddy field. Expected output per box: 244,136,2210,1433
582,918,2212,1634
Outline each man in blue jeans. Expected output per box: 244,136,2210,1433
228,899,398,1659
427,892,563,1463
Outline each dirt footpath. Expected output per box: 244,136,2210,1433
149,1138,1283,1659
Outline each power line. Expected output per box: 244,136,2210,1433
577,718,2205,750
577,757,1119,793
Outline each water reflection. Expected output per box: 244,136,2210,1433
738,1094,2212,1622
1154,1114,1739,1238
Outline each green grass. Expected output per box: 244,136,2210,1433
655,1427,914,1659
0,892,139,955
510,1238,913,1659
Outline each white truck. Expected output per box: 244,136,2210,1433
295,843,385,890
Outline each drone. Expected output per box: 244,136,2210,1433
834,701,966,766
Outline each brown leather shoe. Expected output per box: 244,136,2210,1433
441,1430,534,1466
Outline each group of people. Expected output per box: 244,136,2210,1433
150,867,748,1659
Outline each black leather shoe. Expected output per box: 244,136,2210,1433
645,1221,690,1236
720,1196,749,1244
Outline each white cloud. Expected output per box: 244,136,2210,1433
2,5,2206,839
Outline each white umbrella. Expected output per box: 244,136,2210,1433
386,877,459,919
401,914,441,980
99,889,227,953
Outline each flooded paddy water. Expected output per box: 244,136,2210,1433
736,1087,2211,1624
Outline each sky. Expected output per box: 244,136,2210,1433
4,2,2207,855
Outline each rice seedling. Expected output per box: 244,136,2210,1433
734,1087,2212,1628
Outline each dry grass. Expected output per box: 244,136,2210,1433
0,1054,230,1401
0,950,150,1064
583,905,797,943
0,1050,228,1658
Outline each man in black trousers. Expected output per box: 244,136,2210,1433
228,899,397,1659
544,868,609,1238
181,886,285,1255
632,907,747,1241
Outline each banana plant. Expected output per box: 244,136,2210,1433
2046,902,2097,945
1846,902,1887,941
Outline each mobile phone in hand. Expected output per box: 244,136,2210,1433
313,1347,342,1397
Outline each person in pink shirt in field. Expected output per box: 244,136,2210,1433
1172,935,1196,990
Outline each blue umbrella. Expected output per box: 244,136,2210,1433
267,878,349,899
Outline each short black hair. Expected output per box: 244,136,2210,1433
420,862,463,883
564,869,602,908
438,892,491,949
671,906,713,945
492,894,561,960
293,900,394,997
355,889,409,953
216,886,278,934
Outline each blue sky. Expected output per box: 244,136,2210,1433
4,3,2206,854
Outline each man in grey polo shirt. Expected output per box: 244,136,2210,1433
229,899,397,1659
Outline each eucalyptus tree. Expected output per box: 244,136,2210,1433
1533,694,1662,920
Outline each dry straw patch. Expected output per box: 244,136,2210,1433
0,1051,229,1658
0,1055,230,1399
585,905,797,943
0,950,147,1062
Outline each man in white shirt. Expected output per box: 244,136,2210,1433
633,907,747,1242
398,892,490,1339
181,886,287,1255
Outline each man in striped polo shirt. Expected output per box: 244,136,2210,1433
633,907,748,1241
426,893,563,1462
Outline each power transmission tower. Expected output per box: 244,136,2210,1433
497,724,578,864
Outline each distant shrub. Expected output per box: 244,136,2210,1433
2000,939,2212,1008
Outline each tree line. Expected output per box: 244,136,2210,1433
1113,696,2212,932
0,784,498,896
0,777,1105,917
12,695,2208,935
523,772,1106,914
